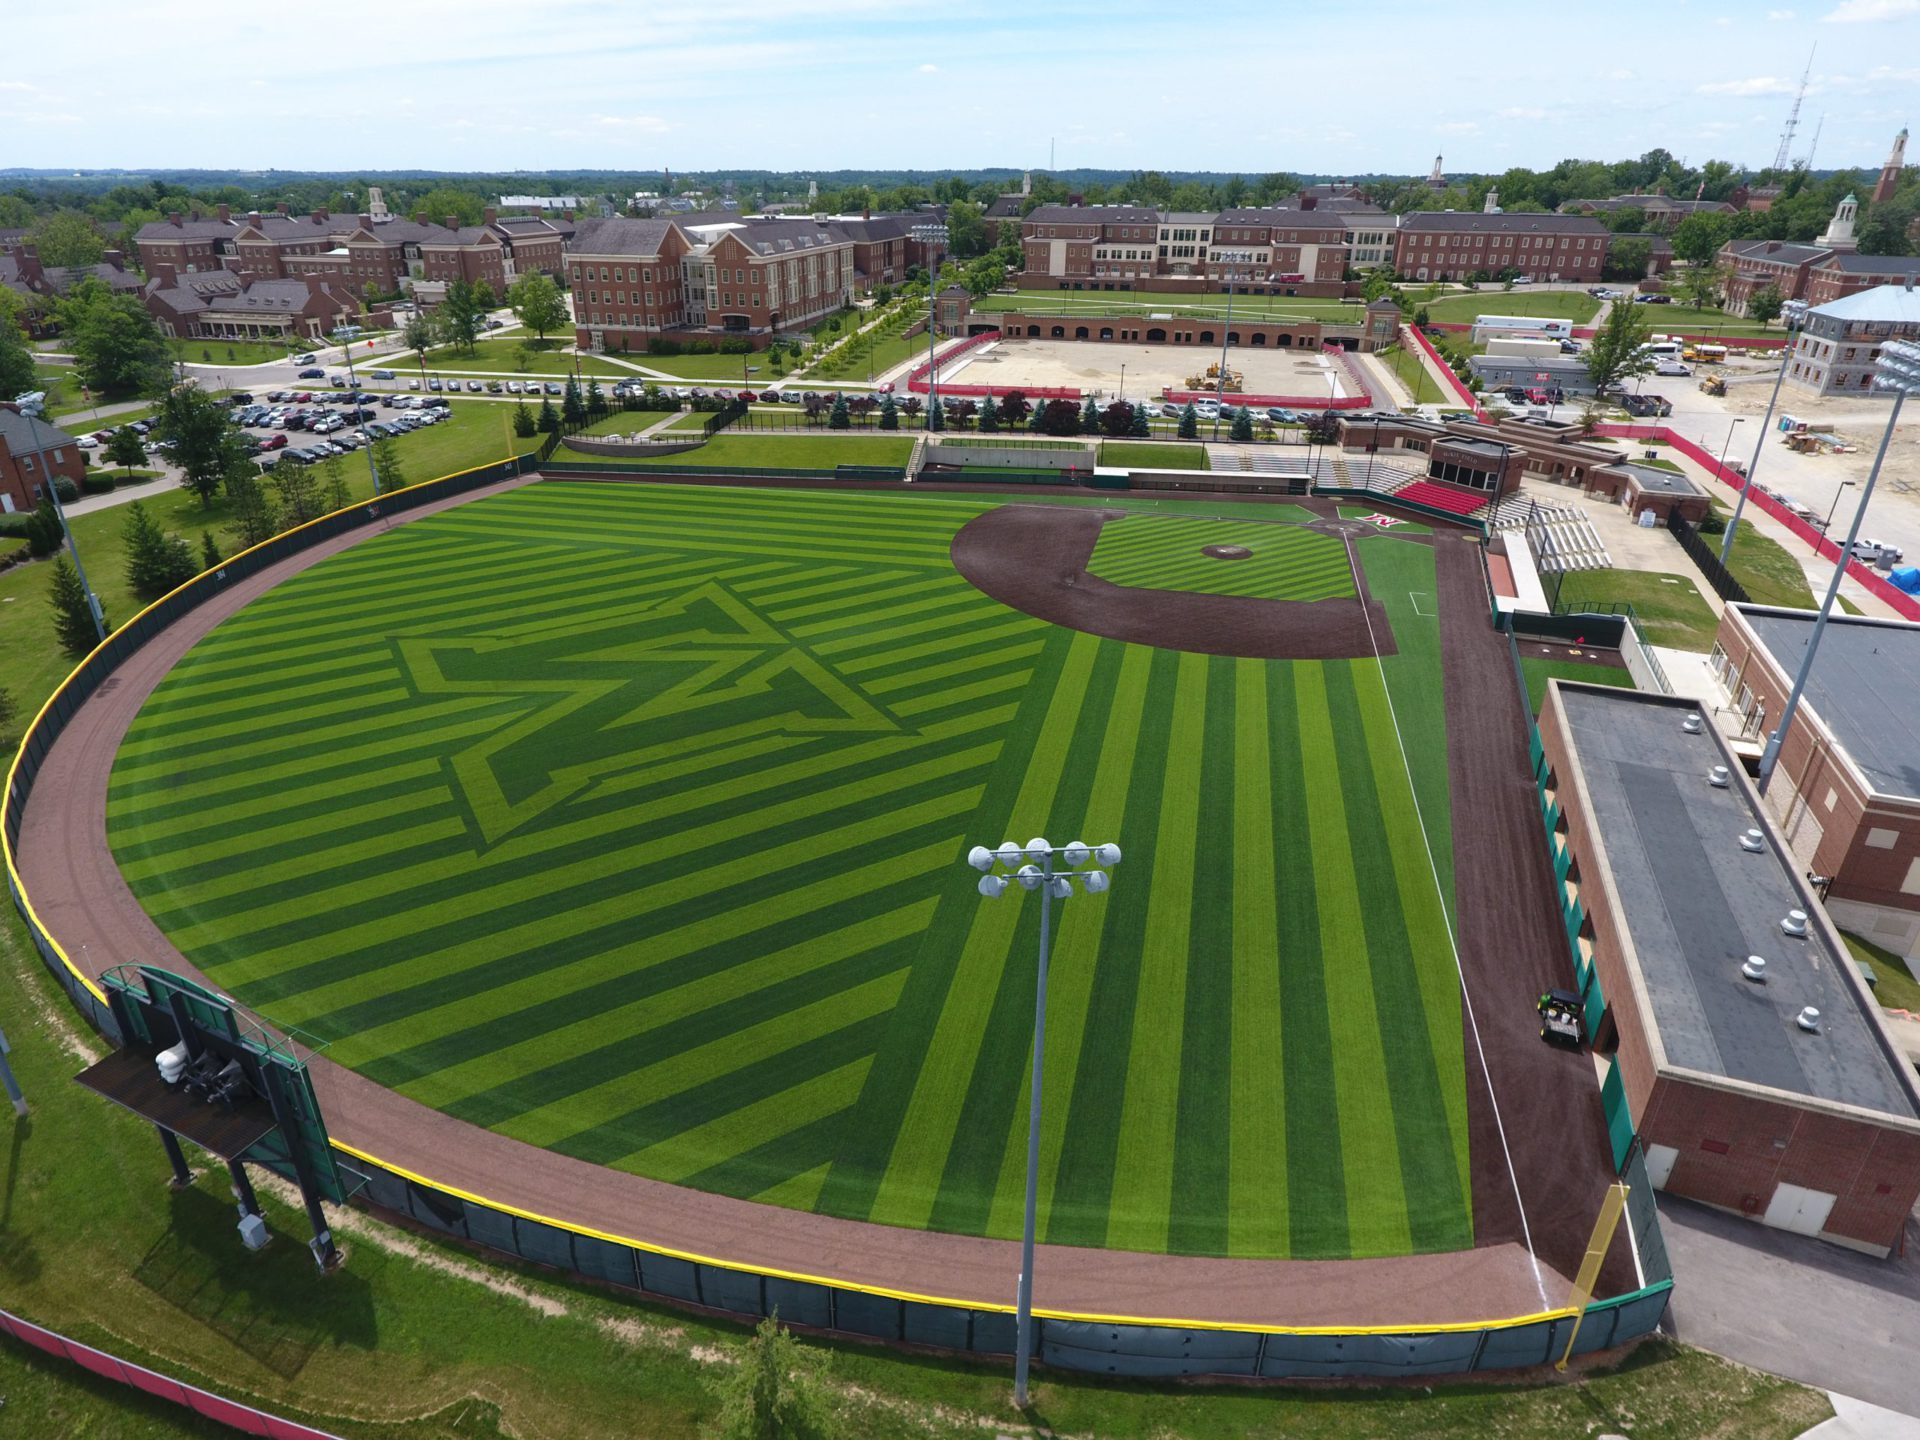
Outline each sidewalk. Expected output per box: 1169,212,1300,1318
65,471,183,518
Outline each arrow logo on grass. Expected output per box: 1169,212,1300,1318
398,582,899,846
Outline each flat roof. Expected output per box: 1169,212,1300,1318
1554,682,1919,1119
1613,462,1703,497
1738,606,1920,799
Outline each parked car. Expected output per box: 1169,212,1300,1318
260,434,287,451
1266,407,1299,423
467,380,485,392
544,381,563,395
485,380,503,393
297,368,324,379
1852,539,1905,565
427,378,443,391
293,354,316,365
408,378,421,390
371,369,396,380
506,381,524,394
1654,360,1691,377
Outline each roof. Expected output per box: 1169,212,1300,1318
1023,204,1159,225
1214,208,1346,230
567,216,680,258
1609,461,1703,496
1551,682,1920,1120
1567,196,1736,214
984,195,1025,218
1468,354,1590,375
1737,606,1920,798
0,408,79,452
1817,253,1920,277
1725,240,1832,267
202,280,336,314
1806,282,1920,326
1399,211,1608,235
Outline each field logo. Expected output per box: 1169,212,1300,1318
397,581,899,846
1359,513,1405,528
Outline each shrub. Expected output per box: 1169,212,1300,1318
0,513,31,539
686,340,716,356
81,473,116,495
53,477,79,504
720,337,752,355
649,338,683,357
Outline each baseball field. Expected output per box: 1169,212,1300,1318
103,482,1471,1262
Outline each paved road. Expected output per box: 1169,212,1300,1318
1661,1193,1920,1417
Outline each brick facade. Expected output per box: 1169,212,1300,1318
0,409,86,514
1017,204,1353,298
1393,213,1609,283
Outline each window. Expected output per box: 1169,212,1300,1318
1867,827,1900,850
1905,857,1920,897
1824,788,1839,812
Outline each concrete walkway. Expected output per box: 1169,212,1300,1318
1802,1395,1920,1439
65,472,184,518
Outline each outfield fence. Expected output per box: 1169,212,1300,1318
4,456,1669,1383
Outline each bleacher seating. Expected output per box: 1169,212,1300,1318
1391,480,1492,518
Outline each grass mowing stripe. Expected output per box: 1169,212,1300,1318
1105,648,1208,1254
890,670,1030,718
749,1159,834,1212
1167,655,1236,1256
112,771,448,872
1351,659,1474,1221
601,1057,875,1184
1268,662,1348,1258
1296,662,1410,1259
865,631,1102,1233
1227,657,1287,1257
863,642,1046,698
113,669,403,743
107,759,446,840
982,641,1153,1243
496,970,907,1150
778,575,969,629
388,899,937,1109
1323,661,1468,1254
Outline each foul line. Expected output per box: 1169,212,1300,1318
1344,537,1551,1312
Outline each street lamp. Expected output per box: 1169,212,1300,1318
337,329,384,497
966,836,1122,1409
1210,249,1258,440
1759,338,1920,793
1713,417,1744,491
1720,299,1808,565
912,222,949,434
1821,478,1856,535
24,419,106,644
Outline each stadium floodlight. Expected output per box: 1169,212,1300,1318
1721,297,1810,565
962,834,1121,1408
1759,337,1920,793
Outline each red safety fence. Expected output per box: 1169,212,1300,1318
0,1306,341,1438
1594,422,1920,620
904,331,1079,402
1402,324,1484,417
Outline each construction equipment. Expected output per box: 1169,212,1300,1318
1699,373,1726,397
1186,365,1243,392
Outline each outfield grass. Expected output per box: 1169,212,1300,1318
605,434,916,469
105,484,1469,1261
1555,569,1721,652
1421,292,1600,326
1098,441,1210,470
1519,657,1635,714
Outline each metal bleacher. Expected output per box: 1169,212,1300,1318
1496,499,1612,572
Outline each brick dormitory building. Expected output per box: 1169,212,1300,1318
1391,211,1610,284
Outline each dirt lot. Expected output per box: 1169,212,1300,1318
942,337,1359,403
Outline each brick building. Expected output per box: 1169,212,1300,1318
1785,283,1920,396
1392,212,1610,283
1560,194,1737,230
1015,203,1352,296
1539,681,1920,1255
1718,240,1834,316
1708,606,1920,960
143,272,373,343
0,407,86,513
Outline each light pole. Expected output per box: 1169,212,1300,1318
1210,249,1257,440
1721,299,1807,565
1713,417,1744,497
966,836,1122,1409
337,328,383,497
913,222,949,434
1821,478,1856,535
27,418,107,644
1759,338,1920,794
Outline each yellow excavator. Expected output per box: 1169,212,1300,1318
1698,373,1726,397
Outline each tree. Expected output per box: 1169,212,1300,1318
270,457,325,527
403,312,439,370
103,424,147,477
24,496,63,558
1080,395,1100,434
48,554,103,657
945,199,986,259
1582,299,1656,396
998,390,1030,427
1231,406,1255,442
200,530,221,570
585,377,607,418
414,187,484,228
927,395,944,431
1303,410,1341,445
508,272,568,343
1129,400,1150,438
1027,400,1045,433
512,400,536,437
1859,194,1919,259
561,375,586,429
121,501,196,600
1680,264,1728,314
1748,283,1786,329
152,383,253,508
1100,400,1133,438
0,307,35,399
977,394,998,432
707,1313,837,1440
439,278,488,354
224,469,279,549
1177,403,1199,439
828,392,850,430
878,394,899,430
1670,213,1733,268
1041,398,1081,436
1602,236,1652,282
28,209,105,269
55,279,168,395
319,454,349,514
537,396,560,433
370,436,406,493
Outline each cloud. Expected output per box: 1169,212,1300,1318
1695,75,1800,95
592,114,674,132
1767,6,1796,14
1437,120,1480,134
1823,0,1919,19
1498,106,1549,119
917,62,938,73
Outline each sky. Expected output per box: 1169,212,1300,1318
4,0,1917,178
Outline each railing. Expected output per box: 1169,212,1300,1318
1402,324,1484,417
1593,422,1920,621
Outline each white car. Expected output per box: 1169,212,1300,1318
506,381,524,394
1653,360,1691,377
408,378,422,390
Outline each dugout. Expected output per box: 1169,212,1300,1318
1537,681,1920,1254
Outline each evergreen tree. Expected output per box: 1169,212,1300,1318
1081,395,1101,433
224,469,279,549
708,1314,838,1440
24,496,63,558
828,393,850,430
878,395,898,431
121,500,195,600
928,396,945,431
270,457,324,528
1231,406,1254,442
1178,403,1199,440
48,554,102,657
562,375,586,429
200,530,221,570
538,396,560,433
1129,400,1150,438
1027,400,1046,433
977,395,998,432
512,401,536,437
586,377,607,418
320,455,350,513
370,436,406,493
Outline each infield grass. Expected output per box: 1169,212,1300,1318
107,484,1469,1261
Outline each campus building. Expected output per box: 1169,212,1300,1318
1560,193,1738,229
1015,203,1353,297
1718,196,1920,316
1391,212,1610,283
0,407,85,514
1785,283,1920,397
1707,606,1920,960
141,271,376,343
1538,681,1920,1256
567,214,853,351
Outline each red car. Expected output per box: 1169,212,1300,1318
260,433,287,451
737,390,757,403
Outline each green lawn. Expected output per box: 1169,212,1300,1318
637,351,775,382
1635,304,1781,339
1554,569,1721,652
1098,441,1210,470
1422,292,1601,326
1705,501,1817,610
0,896,1833,1437
1088,514,1354,600
1518,657,1635,714
1843,932,1920,1013
166,336,302,366
412,337,633,379
808,327,929,382
1373,344,1448,405
601,434,916,469
104,484,1468,1262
